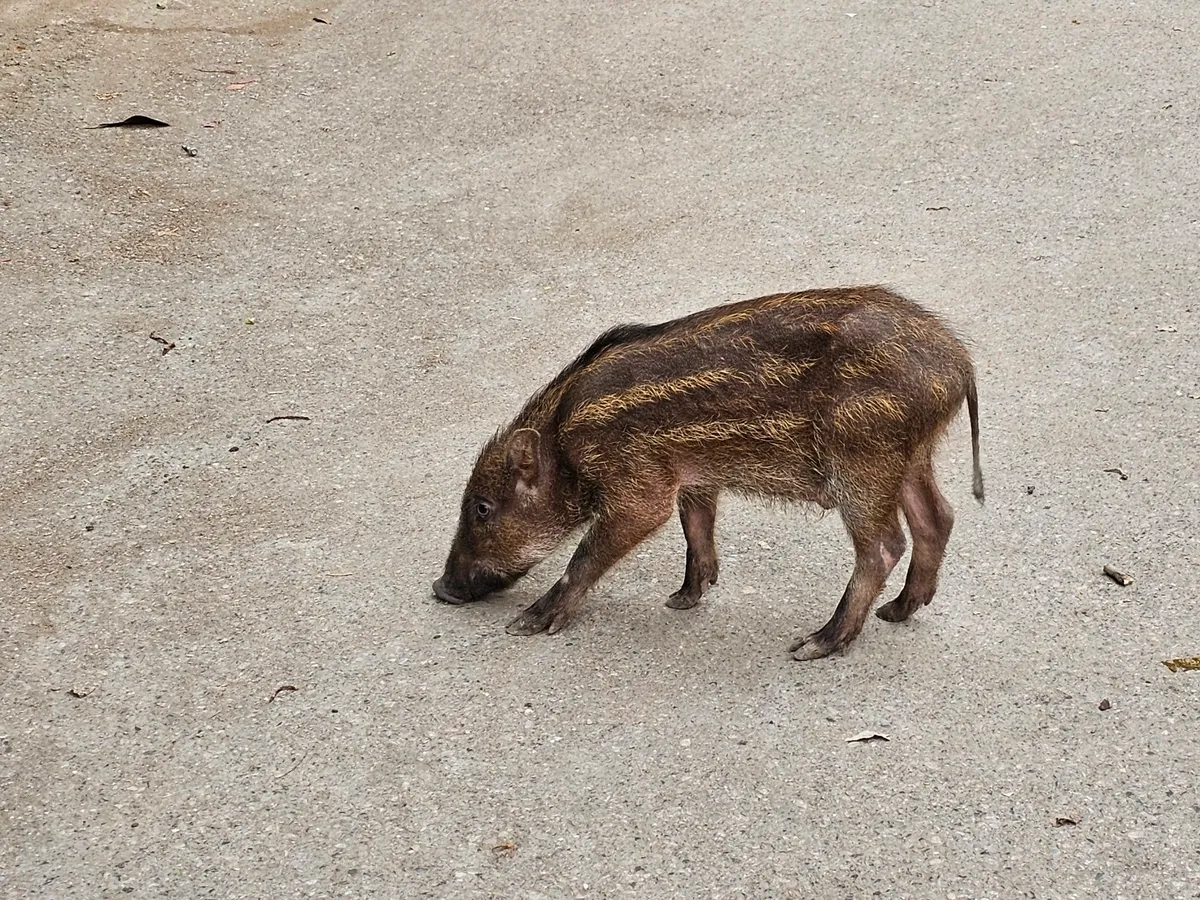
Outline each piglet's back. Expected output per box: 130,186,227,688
542,287,972,493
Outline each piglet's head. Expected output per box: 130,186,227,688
433,428,573,604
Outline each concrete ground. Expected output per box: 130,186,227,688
2,0,1198,897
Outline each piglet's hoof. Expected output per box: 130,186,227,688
506,605,571,636
665,589,700,610
665,571,715,609
875,598,912,623
788,630,844,661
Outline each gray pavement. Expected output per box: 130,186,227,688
2,1,1198,897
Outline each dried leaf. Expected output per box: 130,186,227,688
846,731,890,743
1054,817,1078,827
87,114,170,129
1162,656,1200,673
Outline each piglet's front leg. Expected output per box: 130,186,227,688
504,576,576,636
506,489,676,636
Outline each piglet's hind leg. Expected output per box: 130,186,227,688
790,508,906,660
667,487,720,610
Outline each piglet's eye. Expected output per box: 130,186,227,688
474,500,494,522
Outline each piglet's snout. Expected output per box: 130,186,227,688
432,577,469,604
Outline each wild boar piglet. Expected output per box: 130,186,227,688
433,286,983,660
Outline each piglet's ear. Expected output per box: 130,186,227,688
506,428,541,486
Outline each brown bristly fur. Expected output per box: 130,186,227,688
434,286,984,661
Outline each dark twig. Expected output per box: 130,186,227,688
269,685,298,703
275,751,309,780
1103,565,1132,586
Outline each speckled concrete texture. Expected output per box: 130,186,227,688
2,1,1198,897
